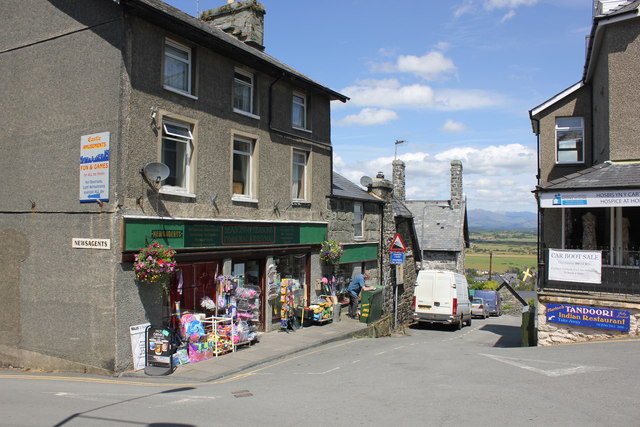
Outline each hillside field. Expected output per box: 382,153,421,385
466,231,537,273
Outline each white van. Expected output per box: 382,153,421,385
412,269,472,329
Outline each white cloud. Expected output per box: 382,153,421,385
500,9,516,22
333,143,538,212
484,0,538,10
442,119,467,132
336,108,399,126
341,79,503,111
372,51,457,81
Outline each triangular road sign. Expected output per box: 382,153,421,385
389,233,407,252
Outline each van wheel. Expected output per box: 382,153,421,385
467,316,472,327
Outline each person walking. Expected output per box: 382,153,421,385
346,272,375,319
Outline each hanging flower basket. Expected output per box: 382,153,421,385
134,241,178,290
319,239,344,264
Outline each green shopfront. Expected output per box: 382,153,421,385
123,216,328,331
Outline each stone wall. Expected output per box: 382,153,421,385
537,293,640,345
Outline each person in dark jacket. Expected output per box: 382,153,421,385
345,272,375,318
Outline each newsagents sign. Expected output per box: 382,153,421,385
540,189,640,208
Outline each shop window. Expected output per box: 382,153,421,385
164,38,194,96
233,68,255,115
161,119,193,194
555,117,584,164
271,254,307,322
291,150,308,200
292,91,307,130
232,136,255,199
353,201,363,238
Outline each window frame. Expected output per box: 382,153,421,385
160,118,194,196
163,38,194,97
291,149,308,201
233,68,255,116
232,135,256,201
353,201,364,239
292,91,307,130
555,117,584,165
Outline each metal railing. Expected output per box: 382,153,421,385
539,248,640,296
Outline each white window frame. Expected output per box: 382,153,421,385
232,136,255,201
233,68,255,116
291,150,308,201
555,117,584,164
164,38,193,96
292,91,307,130
353,201,364,239
160,119,194,195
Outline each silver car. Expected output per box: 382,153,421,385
471,298,489,318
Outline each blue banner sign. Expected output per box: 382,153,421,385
546,303,630,331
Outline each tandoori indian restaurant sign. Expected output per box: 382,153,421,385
79,132,110,202
546,303,630,331
548,249,601,284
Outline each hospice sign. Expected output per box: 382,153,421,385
546,303,630,331
80,132,110,202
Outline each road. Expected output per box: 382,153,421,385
1,314,638,426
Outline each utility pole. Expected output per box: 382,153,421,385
489,251,493,281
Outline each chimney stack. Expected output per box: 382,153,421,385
450,160,463,209
201,0,266,51
392,159,406,201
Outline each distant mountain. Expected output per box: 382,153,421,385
468,209,537,231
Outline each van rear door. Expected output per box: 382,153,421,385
415,272,454,316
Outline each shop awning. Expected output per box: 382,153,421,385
536,162,640,208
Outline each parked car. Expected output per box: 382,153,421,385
471,298,489,318
473,290,502,316
412,269,472,329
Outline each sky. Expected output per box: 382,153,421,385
164,0,594,213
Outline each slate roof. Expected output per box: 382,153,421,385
536,162,640,191
120,0,347,102
404,199,467,251
595,0,640,17
392,197,413,218
331,172,381,202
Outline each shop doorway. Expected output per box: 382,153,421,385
169,262,219,315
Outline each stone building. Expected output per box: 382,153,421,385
322,172,383,291
529,0,640,345
404,160,469,274
0,0,346,374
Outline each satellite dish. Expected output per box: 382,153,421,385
143,162,170,184
360,176,373,187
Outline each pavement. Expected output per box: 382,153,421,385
122,313,372,383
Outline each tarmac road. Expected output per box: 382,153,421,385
1,314,638,426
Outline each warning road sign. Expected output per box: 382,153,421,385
389,233,407,252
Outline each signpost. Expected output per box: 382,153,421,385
389,233,407,329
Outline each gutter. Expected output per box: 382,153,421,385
583,8,640,82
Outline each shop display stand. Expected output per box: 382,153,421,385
201,316,235,356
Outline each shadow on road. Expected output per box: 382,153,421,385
479,324,522,348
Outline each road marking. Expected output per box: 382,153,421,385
480,353,615,377
293,367,341,375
